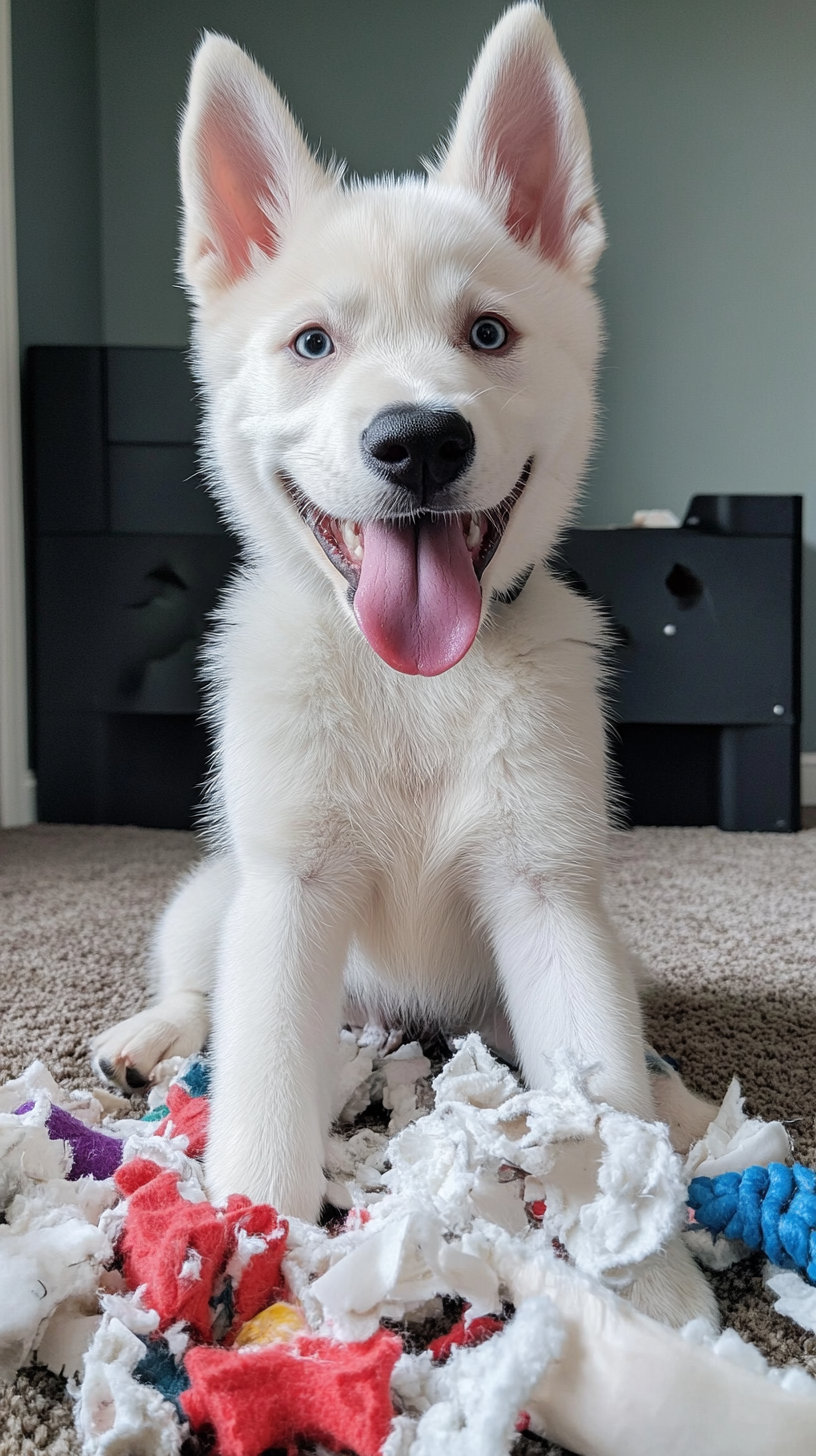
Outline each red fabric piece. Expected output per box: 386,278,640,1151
181,1329,402,1456
226,1201,289,1339
155,1084,210,1158
428,1313,504,1363
344,1206,371,1230
114,1158,287,1340
115,1157,164,1197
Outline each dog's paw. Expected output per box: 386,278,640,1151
622,1235,719,1330
646,1049,718,1154
204,1125,325,1222
90,991,208,1092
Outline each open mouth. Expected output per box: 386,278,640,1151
282,456,533,677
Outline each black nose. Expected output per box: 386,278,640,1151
361,404,475,504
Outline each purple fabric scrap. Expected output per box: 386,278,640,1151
14,1100,123,1180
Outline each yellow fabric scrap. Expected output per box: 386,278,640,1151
235,1301,307,1349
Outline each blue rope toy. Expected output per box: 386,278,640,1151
688,1163,816,1282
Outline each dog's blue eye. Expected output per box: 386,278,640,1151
469,316,508,352
293,328,334,359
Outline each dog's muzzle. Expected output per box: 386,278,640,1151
282,457,533,677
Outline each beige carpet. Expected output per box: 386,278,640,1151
2,822,816,1452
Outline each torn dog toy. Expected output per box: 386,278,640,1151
181,1328,402,1456
689,1162,816,1280
114,1158,287,1340
13,1101,123,1181
3,1038,816,1456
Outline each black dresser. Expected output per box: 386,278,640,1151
559,493,801,832
26,346,237,829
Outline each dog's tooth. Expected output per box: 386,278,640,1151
342,520,364,561
466,516,482,550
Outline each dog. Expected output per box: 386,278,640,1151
92,3,718,1328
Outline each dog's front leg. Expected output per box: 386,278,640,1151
485,871,719,1327
205,861,361,1220
486,874,652,1116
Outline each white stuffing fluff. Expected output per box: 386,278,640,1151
382,1036,687,1281
684,1078,791,1180
681,1314,816,1399
7,1175,119,1230
36,1311,101,1381
0,1061,112,1132
0,1214,111,1382
0,1060,68,1115
765,1267,816,1335
324,1127,390,1206
74,1315,185,1456
0,1077,120,1383
146,1058,186,1111
163,1322,190,1359
1,1040,815,1456
332,1032,377,1123
331,1033,432,1132
386,1296,564,1455
223,1223,282,1285
0,1104,72,1207
296,1035,687,1338
178,1248,203,1282
381,1042,433,1133
308,1209,501,1338
97,1288,160,1338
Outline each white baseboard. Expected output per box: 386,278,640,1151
0,0,33,829
23,770,36,822
801,754,816,807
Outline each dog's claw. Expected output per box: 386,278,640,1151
124,1065,150,1090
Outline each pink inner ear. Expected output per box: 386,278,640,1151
201,113,278,281
485,55,572,266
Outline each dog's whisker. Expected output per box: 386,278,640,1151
484,281,541,303
499,388,528,413
459,384,519,406
459,235,504,285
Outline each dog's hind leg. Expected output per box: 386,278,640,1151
90,855,232,1091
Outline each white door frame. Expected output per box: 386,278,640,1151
0,0,33,825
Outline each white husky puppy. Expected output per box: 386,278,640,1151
93,4,717,1326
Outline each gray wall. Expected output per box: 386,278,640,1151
11,0,100,350
12,0,816,745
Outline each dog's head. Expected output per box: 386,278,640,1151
180,3,605,676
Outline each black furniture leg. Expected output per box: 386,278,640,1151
718,725,800,833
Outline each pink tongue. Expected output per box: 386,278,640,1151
353,516,482,676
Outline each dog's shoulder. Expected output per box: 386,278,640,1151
482,564,609,682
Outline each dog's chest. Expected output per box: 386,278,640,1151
347,752,495,999
221,573,606,891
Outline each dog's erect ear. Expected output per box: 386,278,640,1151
435,3,604,277
179,34,329,295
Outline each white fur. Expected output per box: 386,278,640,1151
92,5,715,1325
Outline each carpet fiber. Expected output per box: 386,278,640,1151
2,822,816,1453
